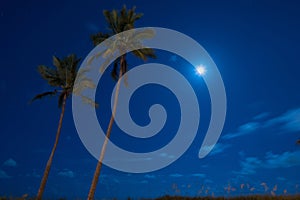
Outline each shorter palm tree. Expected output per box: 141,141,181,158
31,54,97,200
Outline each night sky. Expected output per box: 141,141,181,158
1,0,300,199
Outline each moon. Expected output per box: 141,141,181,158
196,65,206,76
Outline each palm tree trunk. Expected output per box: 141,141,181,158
87,55,125,200
36,93,67,200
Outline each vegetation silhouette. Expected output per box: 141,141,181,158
153,195,300,200
31,54,97,200
1,194,300,200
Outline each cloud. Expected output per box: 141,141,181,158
238,157,263,175
223,107,300,140
169,173,183,178
200,143,231,156
264,108,300,132
0,169,10,179
191,173,206,178
223,122,260,140
264,151,300,168
3,158,17,167
210,143,231,155
253,112,270,120
144,174,156,179
58,170,74,178
236,150,300,175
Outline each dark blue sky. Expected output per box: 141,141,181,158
1,0,300,199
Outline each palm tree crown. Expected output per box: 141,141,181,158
90,5,156,80
32,54,96,107
32,54,80,106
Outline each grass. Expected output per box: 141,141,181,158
1,194,300,200
153,195,300,200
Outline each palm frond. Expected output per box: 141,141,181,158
102,5,143,34
132,29,155,40
87,48,108,66
80,95,99,108
30,90,57,103
67,55,81,88
52,56,61,69
38,65,62,87
131,48,156,61
103,10,117,33
131,50,146,61
91,32,111,46
133,13,143,21
133,48,156,61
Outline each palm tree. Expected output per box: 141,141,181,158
87,6,156,199
32,54,97,200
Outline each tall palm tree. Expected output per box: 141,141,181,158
87,6,156,199
32,54,97,200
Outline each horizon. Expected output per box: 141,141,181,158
0,0,300,199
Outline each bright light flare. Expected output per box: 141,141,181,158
196,65,206,76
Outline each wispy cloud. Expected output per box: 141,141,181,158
0,169,10,179
210,143,231,155
191,173,206,178
237,157,262,175
236,150,300,175
223,122,260,140
264,151,300,168
144,174,156,179
58,169,75,178
200,143,231,156
253,112,270,120
3,158,17,167
169,173,183,178
223,107,300,140
264,108,300,132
